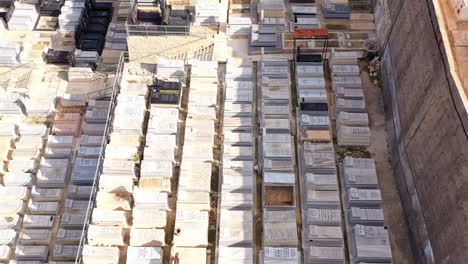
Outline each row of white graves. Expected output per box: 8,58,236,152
217,58,254,264
294,52,346,263
83,73,149,263
341,156,393,263
172,60,216,263
330,50,371,147
48,111,83,262
258,59,300,263
58,0,85,32
0,123,52,262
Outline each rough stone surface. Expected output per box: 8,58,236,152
377,0,468,263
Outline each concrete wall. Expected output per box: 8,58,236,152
375,0,468,263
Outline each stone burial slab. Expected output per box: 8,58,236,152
80,135,105,147
67,185,93,200
263,210,298,247
60,212,87,230
0,186,29,201
263,133,292,143
82,245,119,264
334,87,364,99
178,172,211,192
262,102,290,116
263,118,290,131
56,229,82,244
7,159,38,173
132,208,167,228
306,189,340,207
218,224,253,247
44,147,73,159
18,229,51,245
129,227,165,246
263,158,293,172
176,190,210,211
40,158,69,168
221,171,254,192
331,65,360,77
0,215,22,230
346,188,382,207
82,122,106,136
305,173,338,191
173,222,209,247
335,98,366,113
71,166,97,186
337,125,371,147
0,229,18,246
223,103,253,117
303,152,336,170
22,215,56,229
349,225,392,262
0,246,11,262
91,209,130,227
31,187,63,202
306,245,345,263
52,244,79,261
223,145,253,159
102,159,136,176
298,89,328,104
46,135,75,148
3,172,34,187
77,147,102,158
99,174,134,193
140,160,174,179
343,167,378,188
300,113,329,128
87,225,125,246
296,64,323,77
134,189,169,211
220,191,254,210
260,247,299,264
52,120,81,137
348,207,385,225
64,199,89,212
171,247,206,264
95,192,132,211
343,157,376,170
304,224,343,246
15,245,48,261
217,246,253,263
337,112,369,127
0,200,26,215
36,166,70,188
306,208,342,226
126,246,162,264
27,200,59,215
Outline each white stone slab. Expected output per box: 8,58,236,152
87,225,125,246
129,228,165,246
126,246,162,264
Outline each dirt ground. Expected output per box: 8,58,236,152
360,62,415,264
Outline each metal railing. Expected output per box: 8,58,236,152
74,52,125,264
73,51,195,262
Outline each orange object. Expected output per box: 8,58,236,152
294,28,329,39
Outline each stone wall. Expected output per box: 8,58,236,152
375,0,468,263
